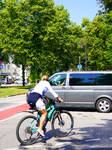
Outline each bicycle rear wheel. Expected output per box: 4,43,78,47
16,115,39,145
52,110,74,137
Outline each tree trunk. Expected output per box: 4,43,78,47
22,64,25,86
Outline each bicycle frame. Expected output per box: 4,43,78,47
43,104,57,128
29,103,58,133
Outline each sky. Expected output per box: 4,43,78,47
54,0,101,25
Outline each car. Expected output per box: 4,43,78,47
14,79,23,84
0,78,11,84
27,71,112,113
14,79,27,84
0,79,6,84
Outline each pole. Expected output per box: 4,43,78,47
85,40,87,71
79,56,81,71
79,56,81,64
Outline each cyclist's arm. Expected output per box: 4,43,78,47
46,82,63,102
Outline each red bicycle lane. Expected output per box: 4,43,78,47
0,103,30,120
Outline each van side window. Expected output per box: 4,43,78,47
49,74,67,86
94,74,112,85
69,74,93,86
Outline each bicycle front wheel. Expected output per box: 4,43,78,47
52,110,74,137
16,115,39,145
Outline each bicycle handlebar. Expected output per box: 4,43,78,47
44,97,62,106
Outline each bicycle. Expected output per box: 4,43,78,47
16,98,74,145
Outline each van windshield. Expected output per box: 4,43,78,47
49,74,67,86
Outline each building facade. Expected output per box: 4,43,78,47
0,58,30,81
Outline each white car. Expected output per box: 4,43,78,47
14,79,27,84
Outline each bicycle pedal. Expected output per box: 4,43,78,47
37,132,41,137
43,128,47,133
37,132,45,137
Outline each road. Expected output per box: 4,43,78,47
0,95,112,150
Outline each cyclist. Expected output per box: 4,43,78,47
27,75,63,137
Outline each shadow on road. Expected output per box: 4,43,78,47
18,119,112,150
59,106,97,112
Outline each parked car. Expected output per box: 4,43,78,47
0,79,11,84
27,71,112,113
0,79,6,84
14,79,27,84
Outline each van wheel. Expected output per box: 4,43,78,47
96,98,112,113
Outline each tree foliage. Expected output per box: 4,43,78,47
82,10,112,70
0,0,83,84
97,0,112,14
0,0,112,85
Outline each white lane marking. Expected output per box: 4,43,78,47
3,148,18,150
54,142,72,146
22,145,42,148
85,138,101,142
3,145,42,150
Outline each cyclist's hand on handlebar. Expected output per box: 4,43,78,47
57,97,63,103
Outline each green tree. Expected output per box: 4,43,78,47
0,0,9,63
97,0,112,13
0,0,84,84
0,0,33,85
42,5,84,72
82,12,112,71
0,0,5,10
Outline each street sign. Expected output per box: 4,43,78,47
77,64,82,70
0,61,2,65
0,65,3,69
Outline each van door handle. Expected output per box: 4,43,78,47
62,87,66,89
70,87,74,89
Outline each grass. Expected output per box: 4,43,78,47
0,86,31,98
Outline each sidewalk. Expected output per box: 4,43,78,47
0,94,27,111
0,94,30,121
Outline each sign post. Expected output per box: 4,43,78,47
77,56,82,71
0,60,2,88
0,60,3,88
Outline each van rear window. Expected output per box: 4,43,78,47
69,74,93,86
94,74,112,85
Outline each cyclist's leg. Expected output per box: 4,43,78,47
38,109,47,130
36,99,47,137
